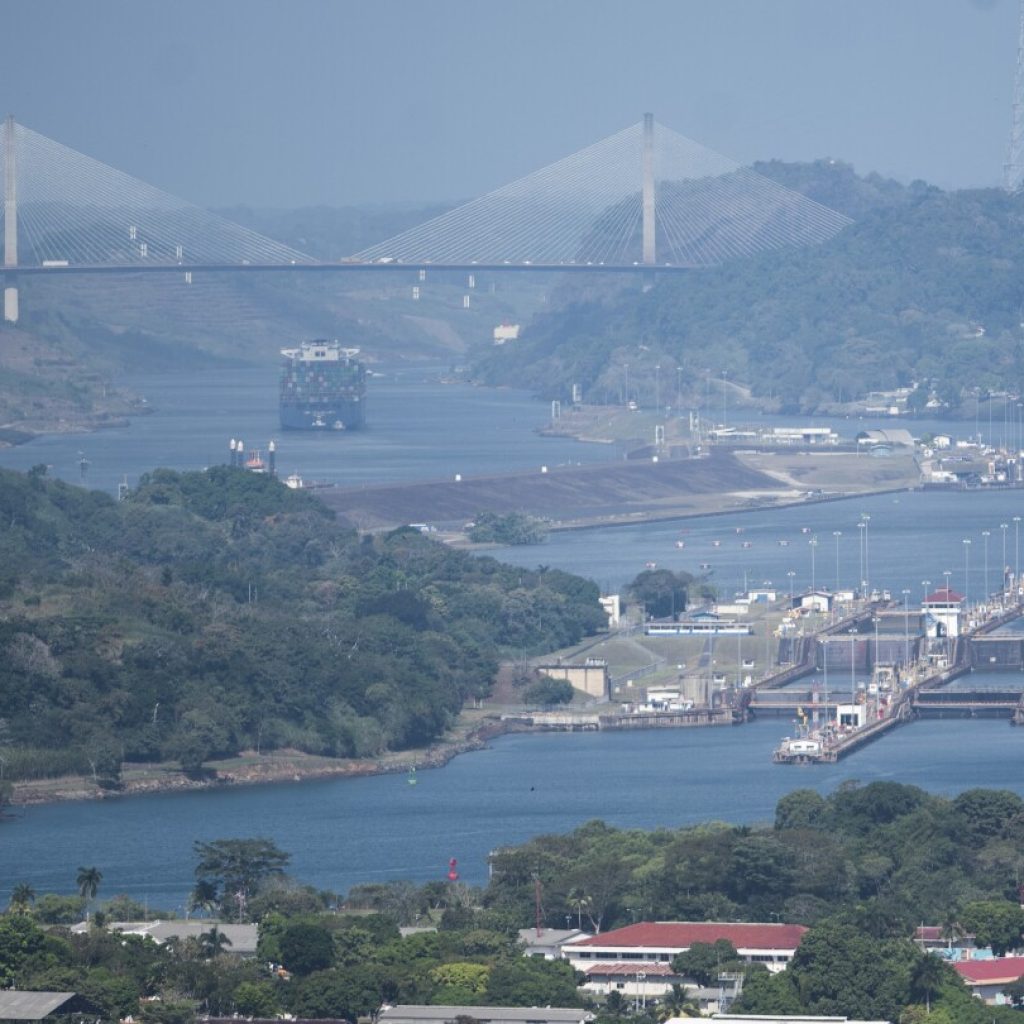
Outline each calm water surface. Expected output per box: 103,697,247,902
2,372,1024,905
5,719,1024,908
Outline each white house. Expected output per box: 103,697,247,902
561,922,807,975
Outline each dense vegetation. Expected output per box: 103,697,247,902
475,160,1024,415
467,511,548,546
0,465,605,781
7,783,1024,1022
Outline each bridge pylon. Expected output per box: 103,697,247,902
4,114,18,323
642,112,655,266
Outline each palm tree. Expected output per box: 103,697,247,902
199,925,233,959
76,865,102,902
911,953,947,1014
8,882,35,913
188,879,219,918
567,889,591,931
656,985,701,1020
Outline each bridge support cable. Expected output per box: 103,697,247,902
0,118,314,271
355,117,852,268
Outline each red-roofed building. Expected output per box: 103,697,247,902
954,956,1024,1005
922,587,964,638
561,921,807,974
580,962,679,1001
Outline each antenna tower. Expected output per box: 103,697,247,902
1006,0,1024,191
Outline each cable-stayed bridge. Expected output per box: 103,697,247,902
0,113,852,321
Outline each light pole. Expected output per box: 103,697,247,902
721,371,728,428
1002,523,1010,598
982,530,990,603
963,538,971,607
874,615,882,675
623,363,630,407
788,569,796,603
902,589,911,672
809,535,818,594
858,521,866,598
675,365,682,412
862,514,871,596
822,637,829,734
833,530,842,592
1015,516,1021,594
655,364,661,413
850,630,859,726
921,579,931,607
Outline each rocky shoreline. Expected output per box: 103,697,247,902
9,718,514,808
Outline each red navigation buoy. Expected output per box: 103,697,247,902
447,857,459,882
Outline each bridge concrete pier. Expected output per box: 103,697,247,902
4,114,18,323
642,112,656,266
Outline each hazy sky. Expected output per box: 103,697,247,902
4,0,1020,208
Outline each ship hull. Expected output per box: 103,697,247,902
280,399,364,431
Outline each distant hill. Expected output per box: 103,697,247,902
472,161,1024,416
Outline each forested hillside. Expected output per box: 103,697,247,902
474,161,1024,415
0,466,605,782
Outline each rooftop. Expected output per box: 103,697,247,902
584,962,675,977
923,587,963,605
955,956,1024,984
0,992,100,1020
378,1007,593,1024
571,921,808,951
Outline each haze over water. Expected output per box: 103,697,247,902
2,371,1023,906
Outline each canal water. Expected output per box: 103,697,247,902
1,370,1023,906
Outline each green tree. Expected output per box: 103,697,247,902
290,965,391,1020
233,981,279,1018
625,569,694,620
910,952,948,1014
278,922,335,976
785,921,917,1021
484,957,581,1007
961,899,1024,956
76,865,103,902
198,926,232,959
139,1001,196,1024
671,940,739,987
774,789,830,831
523,676,574,707
193,837,290,916
8,883,35,914
188,879,219,917
0,914,50,987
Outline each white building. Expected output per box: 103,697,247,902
922,586,964,638
561,922,807,975
493,324,521,345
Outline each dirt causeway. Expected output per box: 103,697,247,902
318,449,920,533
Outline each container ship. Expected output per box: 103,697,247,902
279,341,366,431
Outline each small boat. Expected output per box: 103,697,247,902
801,526,811,534
735,527,744,534
645,561,657,569
778,540,789,547
675,540,685,549
700,562,711,570
407,768,418,786
742,541,753,548
712,540,721,548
